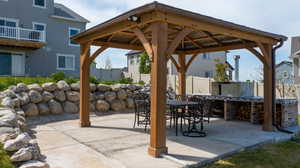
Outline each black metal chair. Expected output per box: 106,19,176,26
133,93,151,132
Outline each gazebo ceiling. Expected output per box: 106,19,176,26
72,2,287,55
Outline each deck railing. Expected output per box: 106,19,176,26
0,25,45,42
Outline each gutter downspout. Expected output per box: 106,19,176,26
272,40,293,134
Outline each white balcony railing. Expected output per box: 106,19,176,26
0,25,45,42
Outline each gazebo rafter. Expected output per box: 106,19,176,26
71,1,287,158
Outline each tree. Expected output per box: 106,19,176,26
214,59,229,82
139,52,151,74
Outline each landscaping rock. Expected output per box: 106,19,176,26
0,108,17,127
127,84,137,91
94,92,105,100
19,160,49,168
0,127,15,135
90,103,96,112
16,83,29,93
37,103,50,115
8,85,17,92
63,101,78,113
28,84,43,92
42,82,57,92
16,108,25,117
126,98,135,109
117,89,127,100
22,103,39,116
90,83,97,92
10,147,32,162
97,84,111,92
1,97,20,108
70,82,80,91
27,140,42,160
29,90,43,103
48,99,63,114
66,91,79,102
16,92,30,106
4,133,31,151
0,133,17,143
1,89,16,98
96,100,110,112
111,99,126,111
90,93,95,101
57,80,70,91
42,91,54,102
104,91,116,102
54,90,66,102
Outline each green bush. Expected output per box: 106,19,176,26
65,78,79,84
138,80,145,85
89,76,99,84
51,71,66,82
118,77,133,84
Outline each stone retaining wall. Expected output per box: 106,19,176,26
0,81,143,117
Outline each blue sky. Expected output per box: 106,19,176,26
56,0,300,81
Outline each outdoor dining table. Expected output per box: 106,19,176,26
167,100,207,137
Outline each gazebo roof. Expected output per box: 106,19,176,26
72,2,287,55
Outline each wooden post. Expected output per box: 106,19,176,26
80,43,91,127
178,54,186,97
148,22,168,157
262,44,274,131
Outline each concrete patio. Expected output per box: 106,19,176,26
28,112,300,168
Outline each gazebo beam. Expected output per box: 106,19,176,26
148,21,168,157
178,53,187,97
80,43,108,127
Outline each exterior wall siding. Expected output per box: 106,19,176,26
0,0,86,77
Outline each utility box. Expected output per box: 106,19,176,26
212,82,254,97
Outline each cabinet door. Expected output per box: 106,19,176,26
0,52,12,75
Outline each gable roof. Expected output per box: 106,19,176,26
276,61,292,68
52,3,89,23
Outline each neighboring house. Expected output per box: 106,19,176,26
0,0,89,77
275,61,293,84
90,63,124,81
291,36,300,84
126,50,234,79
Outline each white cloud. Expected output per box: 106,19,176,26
56,0,300,80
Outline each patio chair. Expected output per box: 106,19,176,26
133,93,151,132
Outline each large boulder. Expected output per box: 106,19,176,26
42,91,54,102
70,82,80,91
89,93,95,101
37,103,50,115
28,90,43,104
0,127,15,135
22,103,39,116
1,97,20,108
63,101,78,113
16,83,29,93
10,147,32,162
16,92,30,106
94,92,105,100
90,102,96,112
19,160,49,168
96,100,110,112
66,91,79,102
97,84,111,92
90,83,97,92
3,133,31,152
57,80,70,91
1,89,16,98
48,99,63,114
111,100,126,111
27,84,43,92
111,84,127,91
127,84,137,91
104,91,116,102
126,98,135,109
28,140,42,160
117,89,127,100
54,90,66,102
42,82,57,92
0,108,17,128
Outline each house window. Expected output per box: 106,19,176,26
205,71,213,78
33,0,46,8
203,53,209,59
0,18,18,27
33,22,46,41
69,28,80,46
57,54,75,70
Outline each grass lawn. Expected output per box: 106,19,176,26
0,144,15,168
203,135,300,168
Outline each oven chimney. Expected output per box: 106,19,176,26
234,55,240,81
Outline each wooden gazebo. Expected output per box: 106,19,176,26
71,2,287,157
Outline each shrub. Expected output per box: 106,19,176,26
138,80,145,85
65,78,79,84
118,77,133,84
51,71,66,82
89,76,99,84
